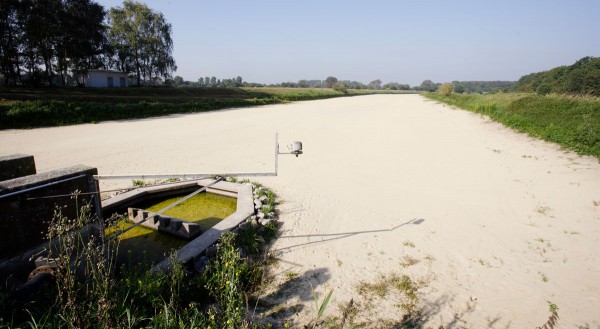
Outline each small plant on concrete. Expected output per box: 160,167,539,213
132,179,148,187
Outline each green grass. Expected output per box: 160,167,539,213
424,92,600,159
0,86,415,129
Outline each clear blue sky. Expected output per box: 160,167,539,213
97,0,600,86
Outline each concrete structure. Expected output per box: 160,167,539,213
154,180,254,272
0,165,100,260
128,207,203,240
0,154,36,181
101,179,254,272
84,69,128,88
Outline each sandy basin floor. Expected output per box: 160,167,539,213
1,95,599,328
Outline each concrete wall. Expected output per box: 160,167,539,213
0,165,99,260
0,154,36,181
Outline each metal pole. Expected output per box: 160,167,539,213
94,133,286,181
275,132,279,176
94,172,277,180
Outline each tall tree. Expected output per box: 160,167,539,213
324,76,337,88
108,1,176,86
419,80,438,91
368,79,382,90
20,0,63,85
55,0,107,86
0,0,22,85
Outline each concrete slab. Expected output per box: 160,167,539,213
0,153,36,181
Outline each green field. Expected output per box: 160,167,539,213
424,92,600,159
0,87,415,129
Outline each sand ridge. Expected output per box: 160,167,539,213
1,95,598,328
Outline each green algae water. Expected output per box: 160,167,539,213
107,192,237,267
139,192,237,231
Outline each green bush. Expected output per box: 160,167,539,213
332,82,348,94
515,56,600,96
438,83,454,97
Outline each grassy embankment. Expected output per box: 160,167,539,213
424,92,600,159
0,87,415,129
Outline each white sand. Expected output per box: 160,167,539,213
1,95,599,327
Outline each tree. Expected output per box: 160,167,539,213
419,80,438,92
453,84,465,94
0,0,23,85
173,75,184,86
324,76,337,88
368,79,382,90
514,56,600,96
298,79,308,88
0,0,107,86
59,0,108,86
108,1,176,86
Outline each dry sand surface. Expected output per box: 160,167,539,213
1,94,599,328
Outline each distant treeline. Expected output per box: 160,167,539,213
406,80,516,93
450,81,515,94
170,76,520,94
515,56,600,96
172,75,411,90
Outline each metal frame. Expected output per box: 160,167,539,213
0,174,86,199
93,133,301,181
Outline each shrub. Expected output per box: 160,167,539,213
439,83,454,97
332,81,347,94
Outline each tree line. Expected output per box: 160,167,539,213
451,81,515,94
515,56,600,96
0,0,175,86
170,75,412,90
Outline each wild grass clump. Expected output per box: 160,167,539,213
424,92,600,159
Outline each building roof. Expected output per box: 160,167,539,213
87,69,129,74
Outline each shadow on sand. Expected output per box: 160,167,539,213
275,218,425,252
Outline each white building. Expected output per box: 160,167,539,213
84,69,129,88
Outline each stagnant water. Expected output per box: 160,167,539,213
107,192,237,267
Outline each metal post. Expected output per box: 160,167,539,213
93,133,302,181
275,132,279,176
